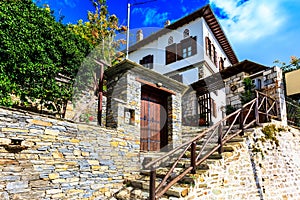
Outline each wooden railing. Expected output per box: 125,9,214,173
145,91,279,200
286,100,300,126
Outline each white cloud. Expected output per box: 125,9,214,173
133,7,169,26
63,0,78,8
209,0,286,42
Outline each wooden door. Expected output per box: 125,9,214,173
140,88,167,151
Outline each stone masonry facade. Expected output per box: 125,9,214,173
0,107,140,200
186,121,300,200
224,67,287,123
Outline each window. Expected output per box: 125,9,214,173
205,36,212,58
139,54,154,69
183,29,190,38
168,36,174,45
219,57,224,71
165,43,176,64
181,36,197,59
205,36,218,67
212,44,218,66
165,36,197,65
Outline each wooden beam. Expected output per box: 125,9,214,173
136,78,176,95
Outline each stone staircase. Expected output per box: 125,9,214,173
111,127,246,200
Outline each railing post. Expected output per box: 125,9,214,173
191,142,196,174
265,96,269,122
275,99,280,120
218,124,223,154
150,167,156,200
255,91,260,126
239,107,244,136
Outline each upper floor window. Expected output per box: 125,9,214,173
165,36,197,65
183,29,190,38
205,37,211,58
212,44,218,66
219,57,224,71
205,36,218,67
139,54,154,69
181,36,197,58
166,43,177,65
168,36,174,45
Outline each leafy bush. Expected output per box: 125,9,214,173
225,105,237,115
240,77,256,104
0,0,91,114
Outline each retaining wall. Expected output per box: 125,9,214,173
0,107,140,200
187,121,300,200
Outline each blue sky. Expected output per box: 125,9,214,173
34,0,300,67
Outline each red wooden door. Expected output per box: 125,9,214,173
140,89,167,151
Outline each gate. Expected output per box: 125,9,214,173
198,93,211,126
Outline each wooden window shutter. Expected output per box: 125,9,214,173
214,51,218,67
192,36,197,55
205,37,209,55
177,42,182,60
211,99,217,118
219,57,224,71
166,43,176,64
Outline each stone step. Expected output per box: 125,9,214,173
114,186,149,200
126,179,190,198
227,136,245,143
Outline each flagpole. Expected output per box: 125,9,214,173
126,3,130,59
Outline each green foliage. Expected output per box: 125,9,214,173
68,0,125,65
225,104,237,115
240,77,256,104
252,124,287,159
274,56,300,102
274,56,300,73
261,124,280,147
0,0,91,114
67,0,125,121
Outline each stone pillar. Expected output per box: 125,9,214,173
263,67,287,125
169,94,182,148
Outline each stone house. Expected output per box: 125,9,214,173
127,5,238,126
126,4,287,128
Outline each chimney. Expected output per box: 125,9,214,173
164,20,171,27
136,29,143,42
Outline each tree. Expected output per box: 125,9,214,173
274,56,300,101
274,56,300,73
0,0,92,114
67,0,126,122
68,0,125,65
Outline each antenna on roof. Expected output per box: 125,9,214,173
126,0,157,59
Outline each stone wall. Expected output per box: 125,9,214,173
224,67,287,124
187,121,300,199
0,107,140,200
224,72,248,108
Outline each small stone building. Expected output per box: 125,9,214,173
105,60,188,152
223,60,287,123
184,60,287,126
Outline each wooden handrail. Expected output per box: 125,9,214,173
148,91,279,200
